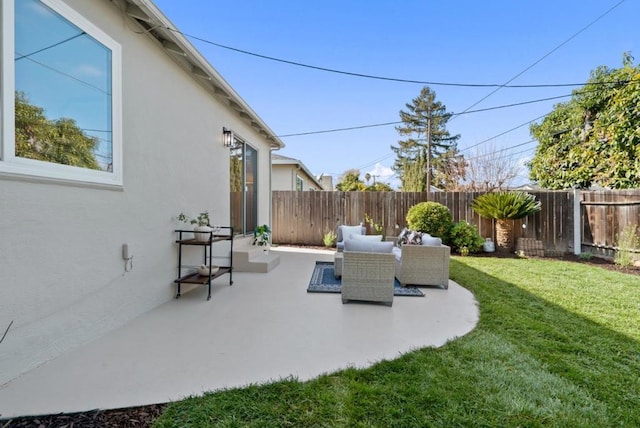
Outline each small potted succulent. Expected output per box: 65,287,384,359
177,211,212,242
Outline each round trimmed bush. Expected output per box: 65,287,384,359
406,202,453,242
450,221,485,254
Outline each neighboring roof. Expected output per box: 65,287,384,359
117,0,284,150
272,154,324,189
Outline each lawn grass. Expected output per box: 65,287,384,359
154,257,640,427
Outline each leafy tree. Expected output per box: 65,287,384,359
336,169,366,191
400,156,427,191
365,182,393,192
471,191,541,252
529,53,640,189
15,91,100,170
336,169,393,191
432,147,467,190
463,143,522,191
391,86,460,191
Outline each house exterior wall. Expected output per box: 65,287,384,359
0,0,274,385
272,164,320,191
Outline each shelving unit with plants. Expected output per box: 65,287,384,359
174,226,233,300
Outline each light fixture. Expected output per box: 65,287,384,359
222,127,234,148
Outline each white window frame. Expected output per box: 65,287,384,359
1,0,123,187
295,174,304,191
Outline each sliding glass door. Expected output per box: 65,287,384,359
230,140,257,236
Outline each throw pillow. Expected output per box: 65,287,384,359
397,228,410,246
350,234,383,242
407,230,423,245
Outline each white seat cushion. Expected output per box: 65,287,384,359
392,246,402,262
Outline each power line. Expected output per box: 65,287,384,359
166,26,630,89
15,32,86,61
16,51,111,95
458,113,548,154
454,0,627,115
278,91,579,138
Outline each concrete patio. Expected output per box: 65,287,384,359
0,247,478,419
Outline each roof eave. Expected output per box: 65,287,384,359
117,0,285,150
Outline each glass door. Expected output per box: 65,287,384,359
229,139,258,235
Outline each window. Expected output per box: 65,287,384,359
1,0,122,186
296,174,303,191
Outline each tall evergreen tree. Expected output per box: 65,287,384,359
391,86,460,191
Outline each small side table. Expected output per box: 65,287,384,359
334,252,343,278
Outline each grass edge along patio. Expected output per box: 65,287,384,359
153,256,640,427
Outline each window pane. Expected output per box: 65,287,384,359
14,0,113,171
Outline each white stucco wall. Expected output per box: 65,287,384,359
0,0,274,385
272,165,319,191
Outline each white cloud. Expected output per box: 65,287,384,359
365,163,400,189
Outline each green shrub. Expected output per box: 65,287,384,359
406,202,453,242
579,252,594,261
450,221,485,254
323,231,337,248
614,224,640,267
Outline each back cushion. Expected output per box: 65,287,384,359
339,225,364,242
421,236,443,246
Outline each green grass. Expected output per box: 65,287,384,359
154,257,640,427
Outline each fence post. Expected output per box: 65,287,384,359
573,188,581,255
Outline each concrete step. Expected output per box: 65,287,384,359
232,237,280,273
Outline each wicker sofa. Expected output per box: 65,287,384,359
341,240,396,306
394,244,451,289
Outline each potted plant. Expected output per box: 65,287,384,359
177,211,212,242
471,192,541,253
253,224,271,251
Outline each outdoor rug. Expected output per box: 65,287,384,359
308,261,425,297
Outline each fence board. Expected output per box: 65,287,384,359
272,191,575,251
272,190,640,257
579,189,640,258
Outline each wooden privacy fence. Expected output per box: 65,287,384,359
272,191,577,252
580,189,640,258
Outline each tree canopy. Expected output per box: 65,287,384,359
15,91,101,170
335,169,392,191
529,53,640,189
391,86,460,191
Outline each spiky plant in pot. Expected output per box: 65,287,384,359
471,191,541,253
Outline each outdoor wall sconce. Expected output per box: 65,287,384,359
222,127,234,148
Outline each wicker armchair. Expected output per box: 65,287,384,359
341,250,396,306
395,244,450,289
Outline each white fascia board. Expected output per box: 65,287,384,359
130,0,284,149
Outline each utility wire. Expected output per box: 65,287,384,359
167,26,630,89
458,113,548,154
15,32,86,61
278,91,580,138
16,51,111,95
454,0,627,115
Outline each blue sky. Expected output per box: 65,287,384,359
154,0,638,188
